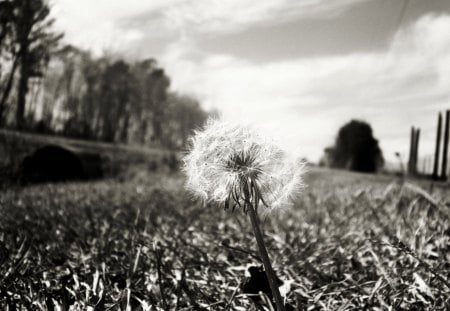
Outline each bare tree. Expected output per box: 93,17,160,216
132,59,157,143
0,0,16,124
96,60,135,142
9,0,61,129
35,50,208,147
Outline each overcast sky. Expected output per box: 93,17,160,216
50,0,450,165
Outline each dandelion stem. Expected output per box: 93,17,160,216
155,242,168,311
246,202,285,311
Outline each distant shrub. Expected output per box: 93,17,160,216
325,120,384,173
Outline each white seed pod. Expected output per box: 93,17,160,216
182,119,305,212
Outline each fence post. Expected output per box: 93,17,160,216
433,112,442,180
441,110,450,181
408,127,415,174
413,128,420,175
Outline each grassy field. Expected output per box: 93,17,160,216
0,161,449,309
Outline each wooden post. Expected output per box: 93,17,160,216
433,113,443,180
413,128,420,174
408,127,415,174
441,110,450,181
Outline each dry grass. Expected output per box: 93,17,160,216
0,168,449,310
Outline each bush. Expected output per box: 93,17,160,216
326,120,384,173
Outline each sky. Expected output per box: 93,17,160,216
50,0,450,166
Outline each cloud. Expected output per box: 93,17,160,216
51,0,367,54
51,1,450,164
161,0,368,34
50,0,178,54
161,14,450,162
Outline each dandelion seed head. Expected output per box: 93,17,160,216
183,119,306,212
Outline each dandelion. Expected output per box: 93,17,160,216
183,119,304,212
183,119,305,310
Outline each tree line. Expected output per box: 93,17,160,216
0,0,208,149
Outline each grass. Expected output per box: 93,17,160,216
0,166,449,310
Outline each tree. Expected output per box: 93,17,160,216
0,1,13,46
130,59,151,143
146,68,170,144
42,45,96,137
326,120,384,173
9,0,62,129
97,60,135,142
0,0,16,124
77,52,105,139
24,47,209,146
164,93,208,148
132,60,170,144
